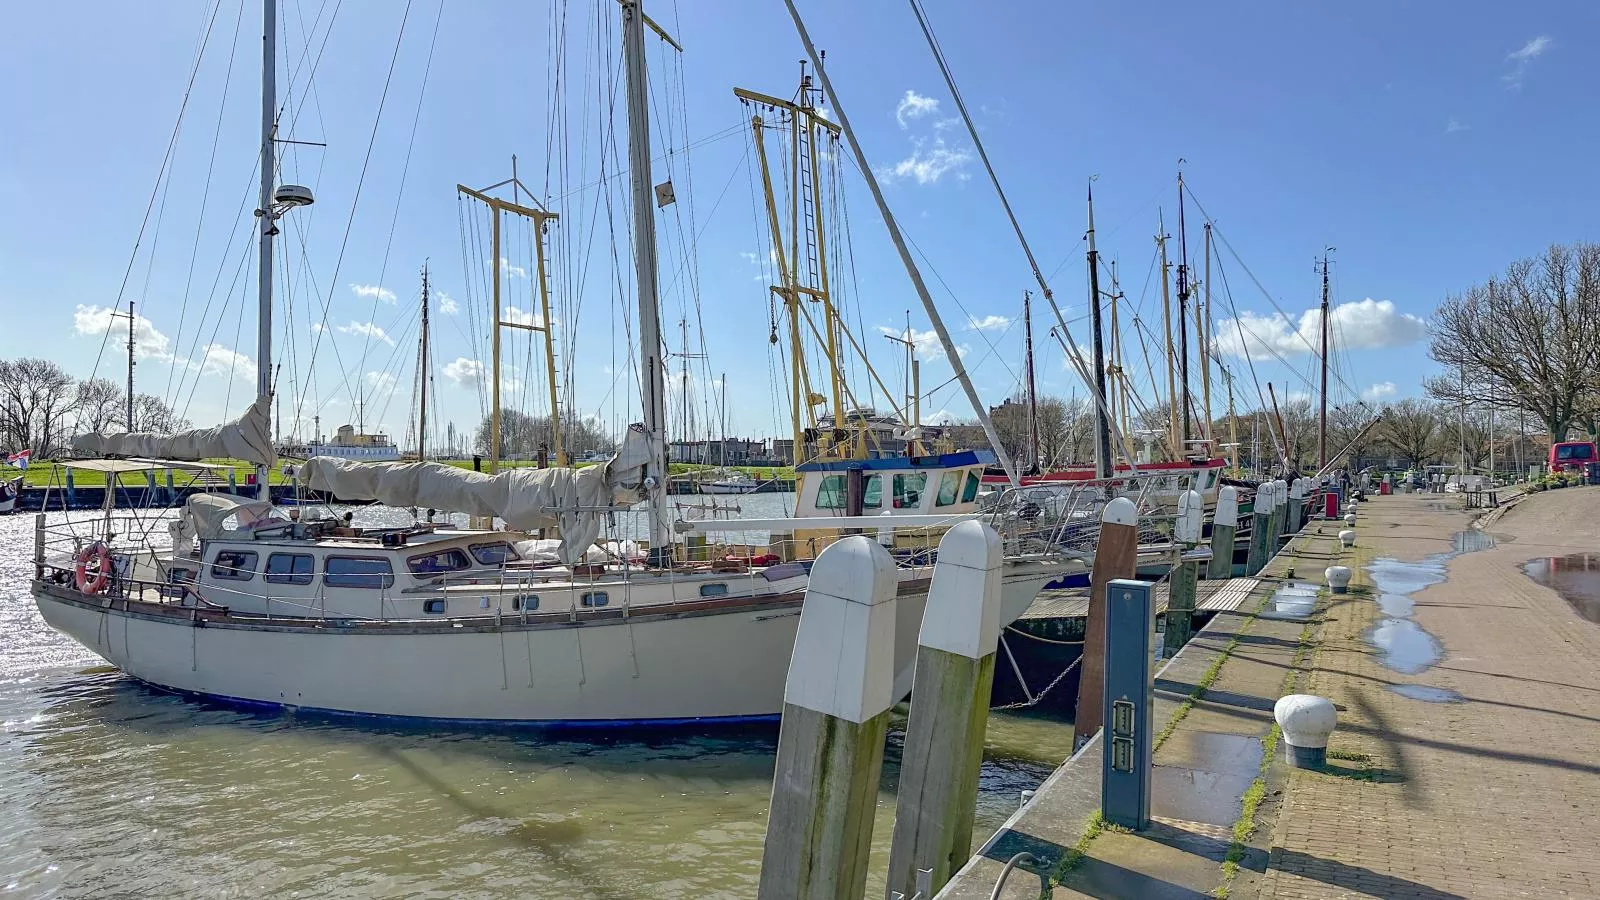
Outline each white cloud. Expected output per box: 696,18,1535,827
1363,381,1398,401
1445,117,1469,134
335,320,396,347
878,325,968,362
349,283,396,304
363,371,399,396
895,90,940,128
924,408,961,425
879,137,972,185
1212,298,1426,361
436,290,459,315
199,344,256,383
967,314,1011,332
501,305,545,329
489,257,528,279
1504,35,1551,88
443,357,485,385
72,304,173,360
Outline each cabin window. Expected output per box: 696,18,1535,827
423,599,447,614
962,471,982,503
407,548,471,575
893,473,927,509
935,472,962,507
264,552,314,585
211,550,258,581
815,474,847,509
1556,444,1594,460
511,594,539,611
469,541,520,565
324,556,395,589
581,591,609,607
862,474,883,509
699,583,729,598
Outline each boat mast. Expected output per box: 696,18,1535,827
1176,169,1191,451
1317,249,1331,470
418,263,430,461
1156,214,1178,459
1200,222,1214,447
1108,264,1129,440
1023,290,1040,470
254,0,278,501
1086,184,1112,478
621,0,673,557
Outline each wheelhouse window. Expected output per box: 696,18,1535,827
935,472,961,507
511,594,539,611
264,552,314,585
324,556,395,589
469,541,520,566
211,550,258,581
815,474,846,509
961,470,982,503
581,591,609,607
407,548,471,575
862,474,883,509
893,473,927,509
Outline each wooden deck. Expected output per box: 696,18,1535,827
1017,576,1259,620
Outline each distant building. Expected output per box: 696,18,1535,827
282,423,400,461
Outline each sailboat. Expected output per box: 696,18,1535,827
31,0,1086,724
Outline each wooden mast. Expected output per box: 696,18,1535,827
418,264,430,460
1087,183,1112,477
1156,214,1178,458
1023,290,1040,470
1317,250,1332,470
1200,223,1214,446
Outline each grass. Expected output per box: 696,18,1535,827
1050,812,1112,880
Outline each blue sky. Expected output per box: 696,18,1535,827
2,1,1595,447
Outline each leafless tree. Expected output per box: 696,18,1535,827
1427,242,1600,442
74,377,124,435
1378,398,1442,466
0,358,78,456
1327,402,1385,469
132,394,191,434
474,408,616,459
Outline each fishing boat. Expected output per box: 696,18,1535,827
700,470,759,495
30,0,1094,725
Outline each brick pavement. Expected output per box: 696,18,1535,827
1255,488,1600,899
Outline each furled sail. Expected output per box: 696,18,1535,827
300,424,656,564
72,395,276,466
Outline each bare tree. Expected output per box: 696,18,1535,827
1378,399,1442,467
0,358,78,456
474,408,616,459
1427,242,1600,442
74,377,124,435
1326,403,1385,470
132,394,191,434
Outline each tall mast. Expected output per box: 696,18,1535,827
1086,184,1112,478
419,264,430,461
1156,214,1178,458
1108,265,1129,440
1200,223,1214,447
125,301,137,431
1022,290,1040,470
1176,170,1191,451
1317,250,1331,470
254,0,278,500
621,0,672,556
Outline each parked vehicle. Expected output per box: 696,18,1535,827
1548,441,1598,473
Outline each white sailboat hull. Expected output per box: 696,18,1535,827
33,566,1058,724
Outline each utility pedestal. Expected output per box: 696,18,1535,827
1102,578,1155,831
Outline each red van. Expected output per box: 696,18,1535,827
1549,441,1598,472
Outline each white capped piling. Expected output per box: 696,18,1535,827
886,521,1003,899
1165,489,1206,655
1074,497,1141,746
1325,565,1352,593
1245,481,1275,576
1275,694,1337,769
1208,486,1239,580
758,536,900,900
1339,529,1356,548
1287,480,1306,533
1270,478,1289,542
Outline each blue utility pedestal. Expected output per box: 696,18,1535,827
1101,578,1155,831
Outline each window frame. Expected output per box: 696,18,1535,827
935,471,962,507
323,555,396,590
468,541,520,566
264,552,314,585
893,472,928,509
698,583,729,598
580,591,610,607
815,474,847,510
210,550,258,581
961,470,982,503
406,548,472,576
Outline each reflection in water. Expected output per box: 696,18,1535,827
1524,553,1600,624
0,511,1076,898
1363,531,1495,682
1388,684,1465,703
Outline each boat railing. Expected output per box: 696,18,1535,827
983,471,1194,561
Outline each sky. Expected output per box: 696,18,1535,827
2,0,1596,449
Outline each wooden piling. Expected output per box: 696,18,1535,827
1208,485,1239,580
1165,489,1205,656
1245,481,1274,576
1287,480,1304,534
887,521,1003,899
1074,497,1140,747
757,536,900,900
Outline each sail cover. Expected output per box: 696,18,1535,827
73,394,276,466
300,424,656,564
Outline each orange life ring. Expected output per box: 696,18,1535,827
74,542,112,594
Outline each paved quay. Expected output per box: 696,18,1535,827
942,486,1600,899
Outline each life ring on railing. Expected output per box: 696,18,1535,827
74,542,112,594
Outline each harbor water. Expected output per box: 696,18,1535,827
0,503,1077,898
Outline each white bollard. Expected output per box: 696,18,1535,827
1344,513,1357,527
1274,694,1337,768
1339,529,1356,548
1325,565,1352,594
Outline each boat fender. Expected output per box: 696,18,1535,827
74,542,113,595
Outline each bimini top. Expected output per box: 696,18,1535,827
795,450,995,473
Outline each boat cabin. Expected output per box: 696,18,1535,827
792,450,992,518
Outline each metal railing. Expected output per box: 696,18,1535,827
982,471,1193,563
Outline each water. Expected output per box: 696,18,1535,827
0,509,1073,898
1388,684,1465,703
1365,530,1496,695
1523,553,1600,624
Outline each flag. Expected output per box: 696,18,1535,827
7,449,30,470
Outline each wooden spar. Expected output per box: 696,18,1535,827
1267,382,1291,471
1317,250,1332,470
1201,223,1214,442
1023,291,1040,469
1176,171,1192,449
1157,216,1179,458
1087,184,1112,477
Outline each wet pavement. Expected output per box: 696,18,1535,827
1523,552,1600,624
1363,531,1497,679
1387,684,1466,703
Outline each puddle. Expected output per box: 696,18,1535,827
1376,593,1414,617
1362,530,1497,676
1151,731,1264,827
1266,582,1319,619
1388,684,1465,703
1365,618,1443,674
1524,553,1600,624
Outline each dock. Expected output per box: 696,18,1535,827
943,485,1600,898
1018,576,1261,621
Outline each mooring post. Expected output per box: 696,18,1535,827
1245,481,1274,576
1287,479,1305,534
34,512,46,580
1208,485,1239,580
164,468,176,506
144,469,157,508
1165,489,1205,656
757,536,899,900
886,520,1002,899
65,468,76,508
1271,478,1289,544
227,470,238,494
1074,497,1140,747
